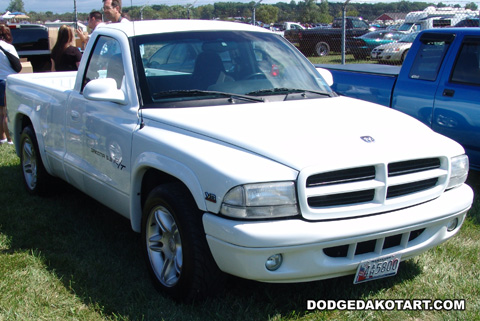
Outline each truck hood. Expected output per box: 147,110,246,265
143,96,463,170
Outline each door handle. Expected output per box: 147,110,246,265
70,110,80,121
442,89,455,97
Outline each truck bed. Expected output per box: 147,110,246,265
316,64,401,107
9,71,77,91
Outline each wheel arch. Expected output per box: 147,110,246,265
130,153,206,233
11,111,34,156
13,112,55,176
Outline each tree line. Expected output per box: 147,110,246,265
5,0,480,25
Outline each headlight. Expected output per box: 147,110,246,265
220,181,299,219
447,155,469,189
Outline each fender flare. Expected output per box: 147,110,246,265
129,151,206,233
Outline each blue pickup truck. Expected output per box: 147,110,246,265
317,28,480,170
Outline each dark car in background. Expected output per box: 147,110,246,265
285,17,370,57
8,24,51,72
346,30,405,60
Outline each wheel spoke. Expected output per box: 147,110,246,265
23,162,32,174
175,244,183,273
160,257,177,285
155,209,174,234
23,140,33,159
148,233,163,252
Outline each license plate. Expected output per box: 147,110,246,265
371,52,377,58
354,253,401,284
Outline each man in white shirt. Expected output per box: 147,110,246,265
77,11,106,46
102,0,130,23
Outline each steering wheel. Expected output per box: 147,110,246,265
148,61,161,69
244,72,266,80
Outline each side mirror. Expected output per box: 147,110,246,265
316,67,333,87
83,78,127,105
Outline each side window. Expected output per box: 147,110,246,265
408,33,454,81
83,36,125,90
143,42,198,73
352,20,368,29
451,38,480,86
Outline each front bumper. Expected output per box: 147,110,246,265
203,184,473,283
374,52,403,62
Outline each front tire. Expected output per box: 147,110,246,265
20,126,50,195
141,183,224,303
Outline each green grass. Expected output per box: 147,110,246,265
0,144,479,320
307,52,377,65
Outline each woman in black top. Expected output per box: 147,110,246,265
51,25,82,71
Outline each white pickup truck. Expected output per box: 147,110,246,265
6,20,473,303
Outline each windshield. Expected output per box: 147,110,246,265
399,32,419,43
398,23,414,32
134,31,333,107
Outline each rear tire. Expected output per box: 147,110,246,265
141,183,224,303
314,42,330,57
20,126,51,195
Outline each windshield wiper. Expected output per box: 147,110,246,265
247,88,334,99
153,90,264,103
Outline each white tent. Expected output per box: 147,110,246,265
1,11,16,19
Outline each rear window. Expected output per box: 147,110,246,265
10,26,49,51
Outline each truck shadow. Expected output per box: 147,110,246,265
0,159,465,321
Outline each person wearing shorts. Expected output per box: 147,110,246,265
0,24,19,145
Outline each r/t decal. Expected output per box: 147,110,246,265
205,192,217,203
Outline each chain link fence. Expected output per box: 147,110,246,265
283,6,479,65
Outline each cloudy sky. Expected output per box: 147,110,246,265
1,0,474,14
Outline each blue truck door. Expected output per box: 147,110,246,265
433,35,480,169
392,32,455,127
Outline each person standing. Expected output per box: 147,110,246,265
77,11,105,46
87,11,105,30
50,25,82,71
103,0,130,23
0,24,20,145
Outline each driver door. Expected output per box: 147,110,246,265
65,35,138,214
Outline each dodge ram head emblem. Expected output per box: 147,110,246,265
360,136,375,143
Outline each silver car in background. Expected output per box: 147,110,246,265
371,32,420,64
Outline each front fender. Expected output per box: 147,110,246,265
130,151,206,233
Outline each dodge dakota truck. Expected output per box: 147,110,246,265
6,20,473,303
317,28,480,171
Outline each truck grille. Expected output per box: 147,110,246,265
299,157,447,220
323,228,425,258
